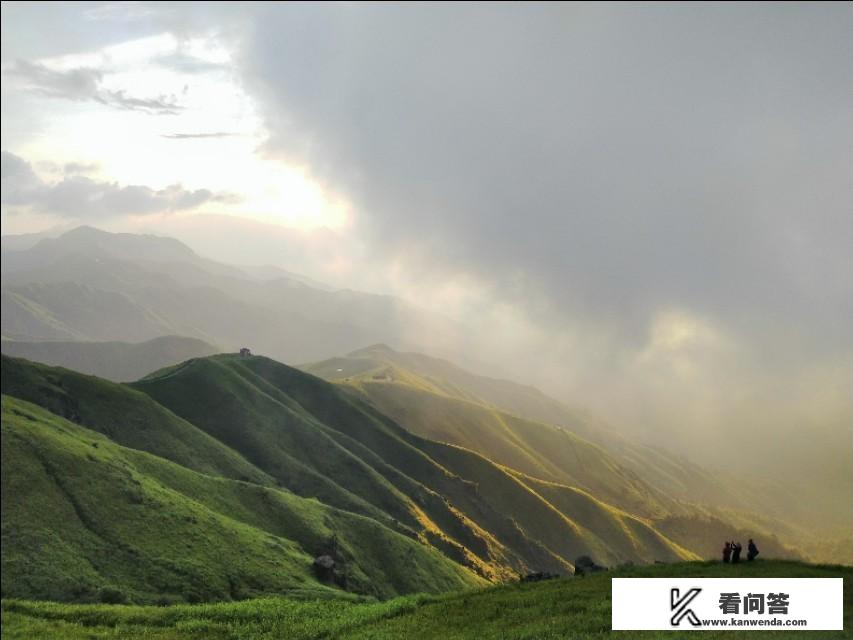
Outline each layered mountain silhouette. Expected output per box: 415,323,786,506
1,226,462,362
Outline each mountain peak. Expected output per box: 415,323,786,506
348,343,398,358
42,226,199,262
61,225,110,239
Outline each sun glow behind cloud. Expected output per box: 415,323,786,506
2,32,352,232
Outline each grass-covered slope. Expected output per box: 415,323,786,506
342,376,680,519
0,396,481,604
0,336,219,382
1,352,695,608
0,355,271,486
3,560,849,640
302,345,760,512
134,355,692,573
134,356,543,580
303,346,809,561
507,472,696,565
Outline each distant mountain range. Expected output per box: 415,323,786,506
0,335,218,382
1,226,463,363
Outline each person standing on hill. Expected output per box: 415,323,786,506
722,541,732,563
747,539,759,561
731,541,742,563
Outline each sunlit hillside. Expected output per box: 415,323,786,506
303,346,807,562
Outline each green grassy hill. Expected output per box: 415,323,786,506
2,353,694,607
0,355,272,486
5,352,811,613
0,336,219,382
302,345,751,510
302,346,806,561
336,373,681,519
1,395,481,604
3,560,849,639
133,355,693,572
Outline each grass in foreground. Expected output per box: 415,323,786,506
3,560,851,639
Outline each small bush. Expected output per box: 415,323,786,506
99,587,128,604
156,595,183,607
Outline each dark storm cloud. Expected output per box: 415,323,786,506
1,151,229,218
239,3,853,358
4,59,183,114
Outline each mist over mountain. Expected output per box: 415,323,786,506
1,226,465,363
302,344,846,561
0,335,219,382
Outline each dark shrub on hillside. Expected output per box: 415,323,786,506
99,588,128,604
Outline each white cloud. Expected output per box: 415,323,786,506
1,150,233,219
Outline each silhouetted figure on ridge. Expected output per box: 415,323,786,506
722,541,732,563
731,541,742,564
747,538,759,561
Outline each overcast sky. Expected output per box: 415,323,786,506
2,2,851,468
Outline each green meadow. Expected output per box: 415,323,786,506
3,561,850,639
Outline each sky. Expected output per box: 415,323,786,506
2,2,851,472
